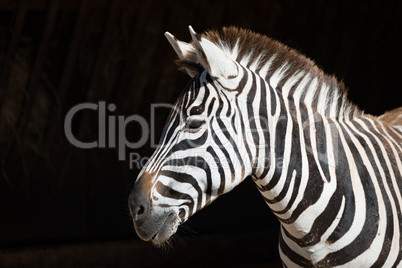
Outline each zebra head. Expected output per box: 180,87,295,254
128,27,257,245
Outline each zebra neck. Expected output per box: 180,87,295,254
247,65,362,177
249,68,357,175
267,65,358,120
249,70,361,230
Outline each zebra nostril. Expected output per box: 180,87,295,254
129,173,152,223
130,195,148,222
137,205,145,216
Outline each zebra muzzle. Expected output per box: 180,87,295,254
150,212,179,244
131,207,179,243
128,175,180,243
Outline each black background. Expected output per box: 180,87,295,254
0,0,401,267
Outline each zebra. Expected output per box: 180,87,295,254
128,26,402,267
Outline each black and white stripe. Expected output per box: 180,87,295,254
129,26,401,267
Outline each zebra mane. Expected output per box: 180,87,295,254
177,26,359,120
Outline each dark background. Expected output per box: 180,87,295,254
0,0,401,267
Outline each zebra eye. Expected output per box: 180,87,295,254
185,119,205,131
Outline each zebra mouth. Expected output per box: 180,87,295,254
150,213,178,244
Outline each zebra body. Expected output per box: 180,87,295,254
129,26,402,267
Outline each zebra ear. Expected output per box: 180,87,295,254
165,32,194,60
165,32,199,77
189,26,239,82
